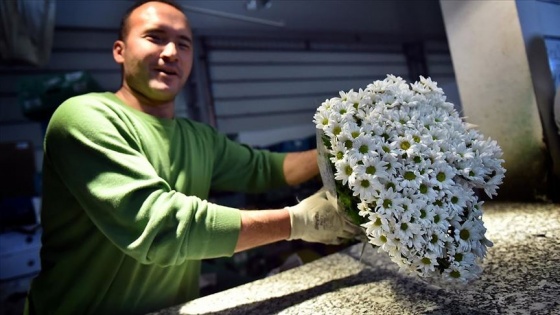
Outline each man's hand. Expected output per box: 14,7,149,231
286,188,362,245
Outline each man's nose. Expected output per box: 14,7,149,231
161,42,178,61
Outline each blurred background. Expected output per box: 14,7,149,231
0,0,558,314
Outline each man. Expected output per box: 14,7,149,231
24,1,360,314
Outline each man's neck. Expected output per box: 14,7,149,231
115,86,175,119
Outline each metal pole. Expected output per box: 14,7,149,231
181,4,285,28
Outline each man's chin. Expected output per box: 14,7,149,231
148,84,181,99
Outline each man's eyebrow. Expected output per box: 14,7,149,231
144,28,165,34
144,28,192,43
179,35,192,43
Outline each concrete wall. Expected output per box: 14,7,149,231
440,0,554,200
516,0,560,200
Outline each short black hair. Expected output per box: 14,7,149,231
118,0,185,41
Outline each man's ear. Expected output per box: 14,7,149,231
113,40,125,64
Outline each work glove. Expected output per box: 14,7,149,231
286,188,363,245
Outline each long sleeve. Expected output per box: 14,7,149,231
27,92,292,315
43,93,240,264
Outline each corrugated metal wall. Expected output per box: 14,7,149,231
202,37,459,146
0,28,458,172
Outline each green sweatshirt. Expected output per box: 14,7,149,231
25,92,287,315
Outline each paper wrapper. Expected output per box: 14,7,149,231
317,129,368,246
316,129,339,208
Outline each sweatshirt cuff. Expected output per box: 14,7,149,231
199,203,242,258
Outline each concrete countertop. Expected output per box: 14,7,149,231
150,202,560,315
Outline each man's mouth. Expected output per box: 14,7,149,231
155,68,179,76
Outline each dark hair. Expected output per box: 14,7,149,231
118,0,185,41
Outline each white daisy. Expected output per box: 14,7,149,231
355,153,389,181
313,110,331,131
349,172,382,203
363,211,391,233
413,252,439,277
424,227,448,256
328,138,347,164
342,121,363,139
357,200,372,217
374,187,405,216
429,160,456,189
351,134,376,161
452,219,482,252
324,117,343,138
443,262,471,283
315,74,503,284
334,157,354,186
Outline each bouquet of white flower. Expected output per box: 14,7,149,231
314,74,505,284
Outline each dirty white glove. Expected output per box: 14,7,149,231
286,189,362,245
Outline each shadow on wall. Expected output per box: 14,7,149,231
528,36,560,202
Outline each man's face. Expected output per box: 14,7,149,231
115,2,193,102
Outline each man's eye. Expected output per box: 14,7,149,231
178,43,190,50
146,35,162,42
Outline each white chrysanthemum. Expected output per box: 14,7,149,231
315,74,505,285
393,217,420,244
417,204,436,226
342,121,363,139
374,187,405,216
443,262,471,283
429,161,456,189
413,252,439,277
331,100,357,121
409,232,426,252
380,151,403,178
366,79,391,94
335,132,356,159
449,248,476,266
339,88,365,106
430,206,449,232
350,171,382,203
449,140,475,163
313,110,331,130
334,157,354,186
472,236,493,258
368,231,392,252
397,165,423,190
483,169,505,197
453,219,483,252
470,201,485,219
350,134,376,161
393,133,421,157
362,211,390,234
379,233,401,258
323,116,343,138
446,184,474,216
355,153,389,181
357,200,372,217
328,139,347,164
424,227,448,256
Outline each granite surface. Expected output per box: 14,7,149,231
149,202,560,315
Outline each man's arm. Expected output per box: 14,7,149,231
235,209,291,252
234,189,362,252
233,149,320,252
283,149,319,185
